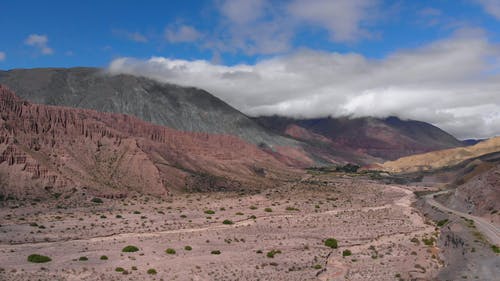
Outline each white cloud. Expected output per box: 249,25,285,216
209,0,379,55
288,0,378,42
108,29,500,139
24,34,53,55
112,29,148,43
219,0,266,25
165,25,201,43
476,0,500,20
0,52,5,61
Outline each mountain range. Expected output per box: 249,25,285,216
0,67,464,167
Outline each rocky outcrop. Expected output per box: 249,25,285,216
378,136,500,173
0,85,298,199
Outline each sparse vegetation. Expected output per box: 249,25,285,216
122,245,139,252
324,238,338,249
165,248,176,254
204,210,215,214
78,256,88,261
211,250,221,255
115,267,125,272
264,207,273,212
437,219,449,227
222,219,234,225
266,249,281,258
100,255,108,260
91,197,103,204
147,268,157,275
492,245,500,254
184,245,192,251
342,249,352,257
27,254,51,263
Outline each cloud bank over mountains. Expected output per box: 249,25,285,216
109,29,500,140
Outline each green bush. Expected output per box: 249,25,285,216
204,210,215,214
91,197,103,204
211,250,221,255
122,245,139,252
324,238,338,249
264,208,273,212
492,245,500,254
222,219,234,225
422,237,435,246
79,256,88,261
184,246,192,251
115,267,125,272
313,264,322,269
165,248,176,254
266,249,281,258
342,249,352,257
147,268,157,275
437,219,449,227
27,254,51,263
100,255,108,260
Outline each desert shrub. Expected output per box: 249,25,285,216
286,206,299,211
27,254,51,263
313,264,322,269
235,212,244,215
422,237,435,246
266,249,281,258
204,210,215,214
211,250,221,255
264,208,273,212
249,206,258,210
222,219,233,225
324,238,338,249
184,246,192,251
335,164,360,173
100,255,108,260
436,219,449,227
122,245,139,252
492,245,500,253
147,268,157,275
115,267,125,272
91,197,103,204
131,266,137,270
79,256,88,261
342,249,352,257
165,248,176,254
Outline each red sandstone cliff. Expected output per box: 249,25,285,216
0,85,299,199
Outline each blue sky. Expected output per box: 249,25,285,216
1,0,499,69
1,0,500,139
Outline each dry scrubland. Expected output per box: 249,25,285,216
0,174,442,280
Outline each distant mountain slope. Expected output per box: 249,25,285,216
255,116,462,161
377,136,500,173
0,67,295,147
0,85,298,199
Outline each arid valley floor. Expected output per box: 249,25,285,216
0,171,459,281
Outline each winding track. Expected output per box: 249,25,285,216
425,191,500,246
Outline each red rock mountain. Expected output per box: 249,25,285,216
0,85,301,199
255,115,463,162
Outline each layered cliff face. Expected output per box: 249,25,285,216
254,116,463,162
0,85,299,199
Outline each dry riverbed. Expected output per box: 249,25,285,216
0,175,441,280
